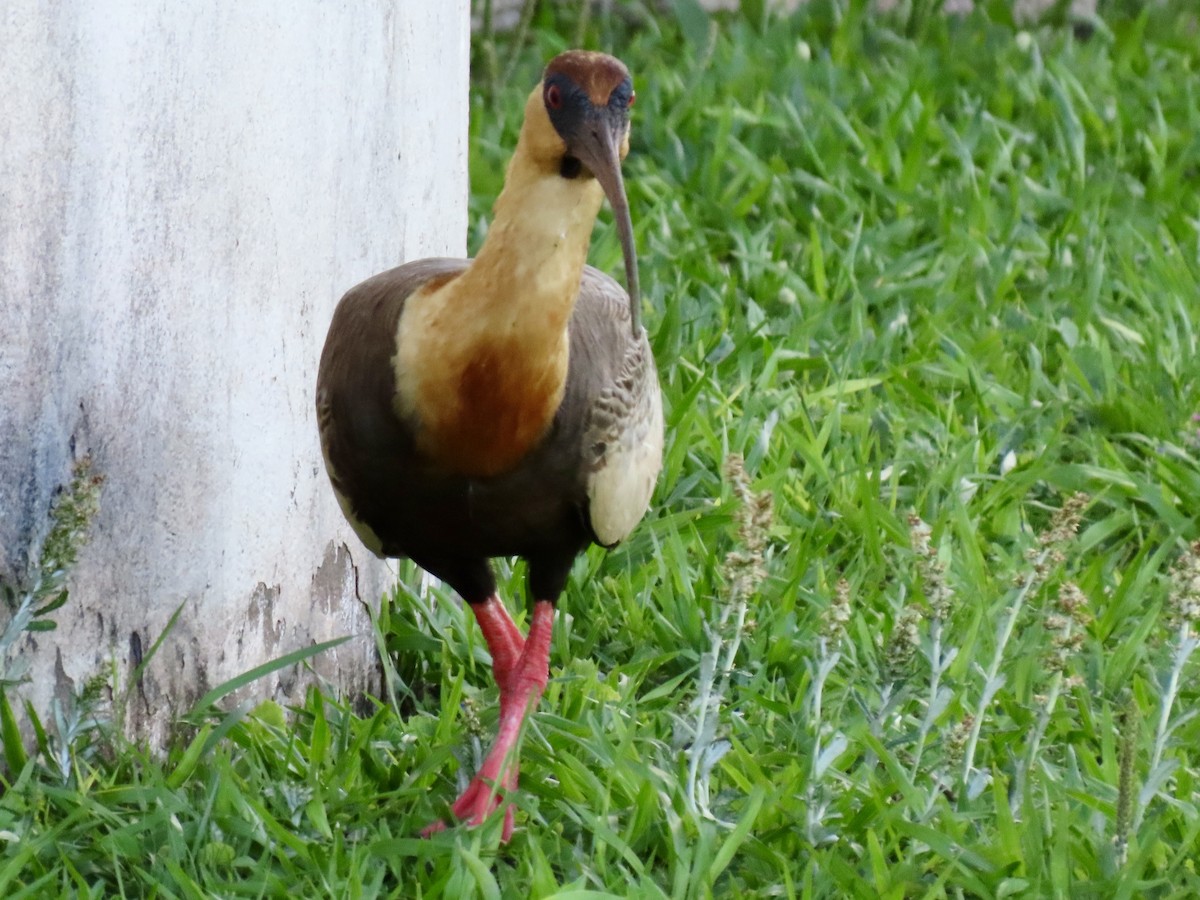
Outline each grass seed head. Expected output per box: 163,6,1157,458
1114,697,1139,867
945,715,975,773
820,578,852,643
1166,540,1200,628
908,513,954,619
1022,493,1090,587
460,695,485,741
721,454,773,604
39,455,105,581
885,604,924,680
1037,492,1089,550
1044,581,1091,674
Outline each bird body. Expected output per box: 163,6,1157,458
316,50,661,840
318,260,659,601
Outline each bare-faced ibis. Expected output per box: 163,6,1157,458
316,50,662,840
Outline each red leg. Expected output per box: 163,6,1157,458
423,600,555,842
470,594,525,683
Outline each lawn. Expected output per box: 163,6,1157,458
3,0,1200,896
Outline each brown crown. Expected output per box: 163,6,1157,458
543,50,630,106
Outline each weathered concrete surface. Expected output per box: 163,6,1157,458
1,0,469,745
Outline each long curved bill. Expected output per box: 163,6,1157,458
574,116,641,335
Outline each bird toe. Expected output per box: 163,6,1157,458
421,770,517,842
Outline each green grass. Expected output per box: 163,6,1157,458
4,0,1200,895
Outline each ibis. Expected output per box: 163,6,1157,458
316,50,662,840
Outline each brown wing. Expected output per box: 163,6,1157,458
569,268,663,547
316,257,469,556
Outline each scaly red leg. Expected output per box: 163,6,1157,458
470,594,525,682
423,599,555,842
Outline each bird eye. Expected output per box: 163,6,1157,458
545,84,563,110
608,81,634,110
628,90,636,108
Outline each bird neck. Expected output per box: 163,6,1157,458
393,129,604,477
467,145,606,327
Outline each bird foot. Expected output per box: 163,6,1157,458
421,601,555,844
421,766,519,842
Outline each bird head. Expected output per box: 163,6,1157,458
536,50,641,321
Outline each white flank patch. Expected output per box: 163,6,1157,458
588,383,664,547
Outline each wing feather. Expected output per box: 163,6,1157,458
575,269,663,547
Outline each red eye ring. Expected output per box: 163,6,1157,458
546,84,563,110
628,90,636,108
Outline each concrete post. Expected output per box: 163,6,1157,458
0,0,469,745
